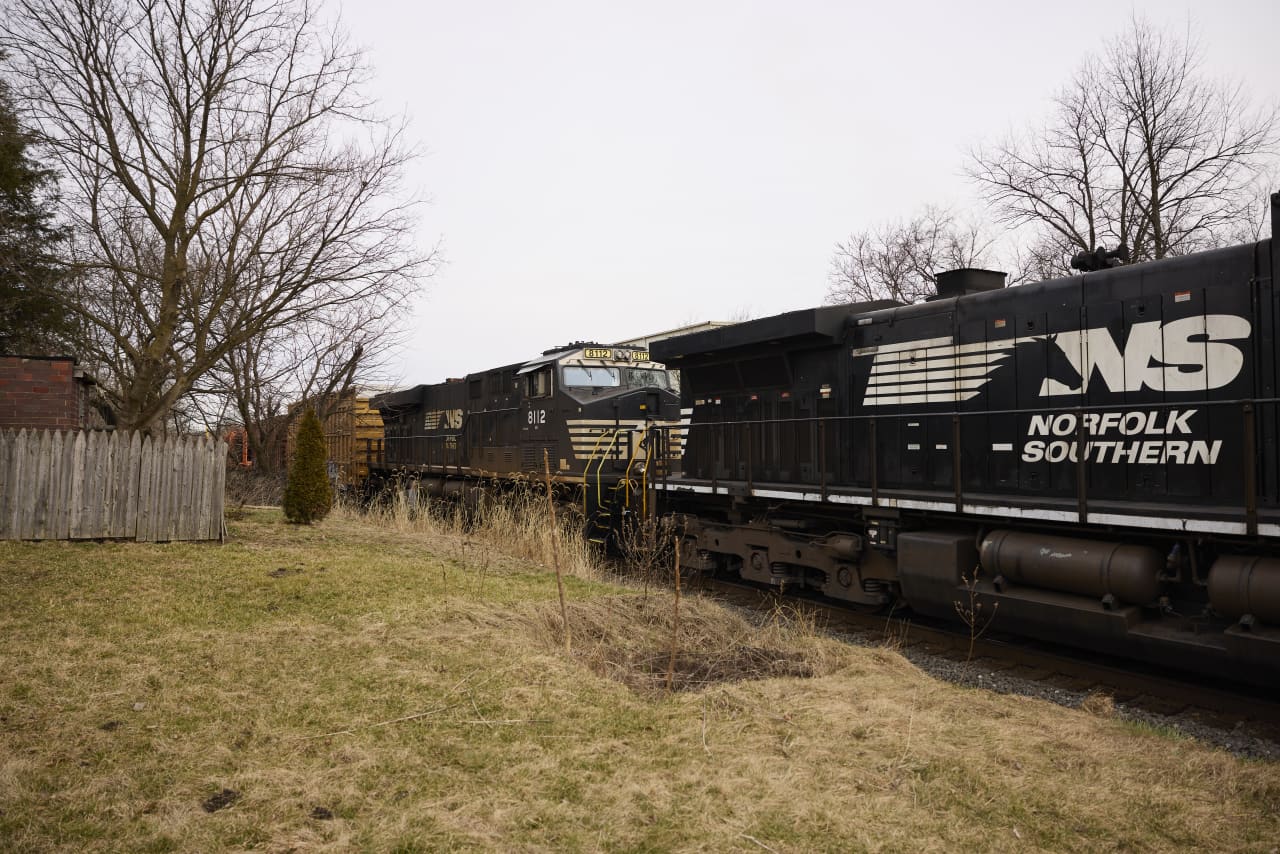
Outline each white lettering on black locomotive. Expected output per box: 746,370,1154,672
1037,315,1250,396
855,314,1251,406
1020,439,1221,464
424,409,463,430
1017,408,1220,465
1026,410,1196,436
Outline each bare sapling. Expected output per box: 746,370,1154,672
881,602,911,651
544,449,571,653
954,565,998,660
665,535,682,694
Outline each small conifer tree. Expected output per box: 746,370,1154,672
284,408,333,524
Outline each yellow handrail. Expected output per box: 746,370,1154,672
622,425,656,518
594,430,622,510
642,425,656,518
582,428,617,517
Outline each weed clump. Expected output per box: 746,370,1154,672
531,595,843,696
1080,691,1117,718
283,409,333,524
616,514,679,594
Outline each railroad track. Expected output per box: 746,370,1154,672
695,575,1280,739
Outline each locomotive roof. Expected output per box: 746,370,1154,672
371,342,664,408
369,384,429,411
651,300,899,364
515,343,655,374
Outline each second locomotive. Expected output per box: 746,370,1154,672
367,342,683,540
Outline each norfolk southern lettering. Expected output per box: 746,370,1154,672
1020,409,1220,465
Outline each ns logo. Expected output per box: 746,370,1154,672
1036,315,1251,396
424,409,463,430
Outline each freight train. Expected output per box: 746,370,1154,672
364,343,683,541
649,194,1280,687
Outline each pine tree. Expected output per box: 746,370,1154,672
283,409,333,524
0,63,72,354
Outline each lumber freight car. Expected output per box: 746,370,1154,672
285,392,385,491
651,194,1280,685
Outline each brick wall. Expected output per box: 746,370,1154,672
0,356,86,430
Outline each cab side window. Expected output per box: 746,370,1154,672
527,367,552,398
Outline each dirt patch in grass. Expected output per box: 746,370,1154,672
200,788,239,813
525,595,844,695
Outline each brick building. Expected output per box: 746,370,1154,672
0,355,103,430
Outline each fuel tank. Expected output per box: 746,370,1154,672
979,530,1162,606
1208,555,1280,624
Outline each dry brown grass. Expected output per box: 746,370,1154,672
1,507,1277,852
344,482,605,583
1081,690,1118,719
524,596,842,696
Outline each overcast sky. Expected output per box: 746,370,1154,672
337,0,1280,385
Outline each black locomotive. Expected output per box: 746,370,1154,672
651,194,1280,686
369,343,682,540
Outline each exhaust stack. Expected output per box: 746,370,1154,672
933,268,1006,300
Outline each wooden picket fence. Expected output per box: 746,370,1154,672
0,429,225,542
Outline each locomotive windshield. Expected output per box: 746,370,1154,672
563,363,675,391
562,366,621,388
623,368,672,390
561,365,674,391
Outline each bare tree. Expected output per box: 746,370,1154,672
1226,167,1280,245
193,292,410,472
968,68,1116,275
970,18,1277,274
825,206,994,304
0,0,432,432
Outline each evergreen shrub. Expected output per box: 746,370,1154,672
283,408,333,524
